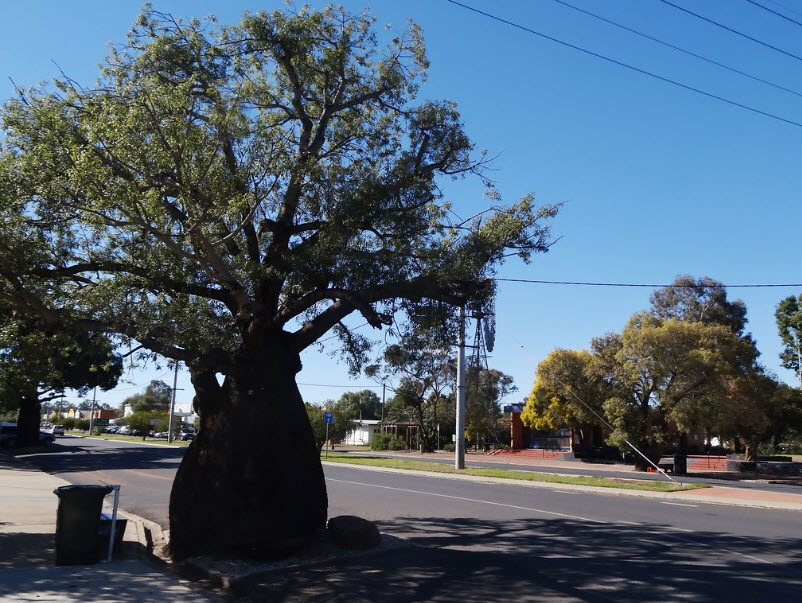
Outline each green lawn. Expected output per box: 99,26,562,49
322,452,708,492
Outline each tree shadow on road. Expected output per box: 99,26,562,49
10,441,186,474
230,516,802,602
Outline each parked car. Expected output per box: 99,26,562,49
152,431,169,439
179,428,196,441
105,426,120,434
117,425,131,435
1,423,55,448
48,425,65,436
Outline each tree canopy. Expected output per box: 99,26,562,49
524,276,769,468
121,379,173,413
521,349,606,446
776,294,802,384
0,308,122,446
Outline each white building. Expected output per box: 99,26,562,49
343,420,382,446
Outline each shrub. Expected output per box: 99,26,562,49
388,436,406,450
75,419,90,432
61,418,76,431
370,433,407,451
371,433,391,451
443,442,455,452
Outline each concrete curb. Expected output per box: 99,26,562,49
184,533,410,590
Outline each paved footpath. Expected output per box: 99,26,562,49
0,456,219,602
1,448,800,602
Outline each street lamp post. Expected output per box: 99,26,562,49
455,304,466,470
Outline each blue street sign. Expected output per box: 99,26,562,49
324,412,333,424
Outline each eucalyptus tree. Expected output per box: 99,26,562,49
776,294,802,386
650,275,748,336
591,313,749,468
0,6,557,559
378,323,456,453
521,349,607,448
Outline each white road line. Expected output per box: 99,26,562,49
326,478,608,524
552,490,575,495
661,502,699,508
327,477,771,565
657,530,771,564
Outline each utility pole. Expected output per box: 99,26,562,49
168,362,179,443
89,387,97,434
381,383,386,422
455,304,466,470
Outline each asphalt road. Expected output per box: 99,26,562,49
17,436,802,601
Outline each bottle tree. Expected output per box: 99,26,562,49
0,6,557,559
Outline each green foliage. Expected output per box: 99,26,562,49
61,418,76,431
776,294,802,378
370,432,406,451
123,380,173,413
75,419,90,432
305,398,358,451
337,390,382,420
650,275,747,336
464,365,515,449
127,410,168,435
0,4,557,381
378,325,455,452
529,276,767,464
521,349,606,447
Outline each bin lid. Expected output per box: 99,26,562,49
53,484,113,497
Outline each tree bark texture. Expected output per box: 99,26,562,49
168,337,327,560
16,397,41,448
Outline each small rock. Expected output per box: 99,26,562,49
327,515,381,550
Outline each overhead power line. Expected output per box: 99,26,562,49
744,0,802,29
443,1,802,128
550,0,802,98
657,0,802,62
495,278,802,288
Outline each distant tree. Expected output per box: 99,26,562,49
465,366,515,449
650,275,748,336
127,409,168,439
776,295,802,385
305,399,358,452
379,325,455,452
337,390,382,421
122,380,173,413
0,311,122,447
521,349,606,448
305,403,328,452
591,314,749,468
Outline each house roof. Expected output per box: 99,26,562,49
351,419,382,426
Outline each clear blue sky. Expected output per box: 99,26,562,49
3,1,801,408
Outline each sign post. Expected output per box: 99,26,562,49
324,411,333,459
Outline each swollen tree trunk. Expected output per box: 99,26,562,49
168,336,327,560
16,395,41,448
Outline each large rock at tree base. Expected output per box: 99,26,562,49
327,515,381,550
